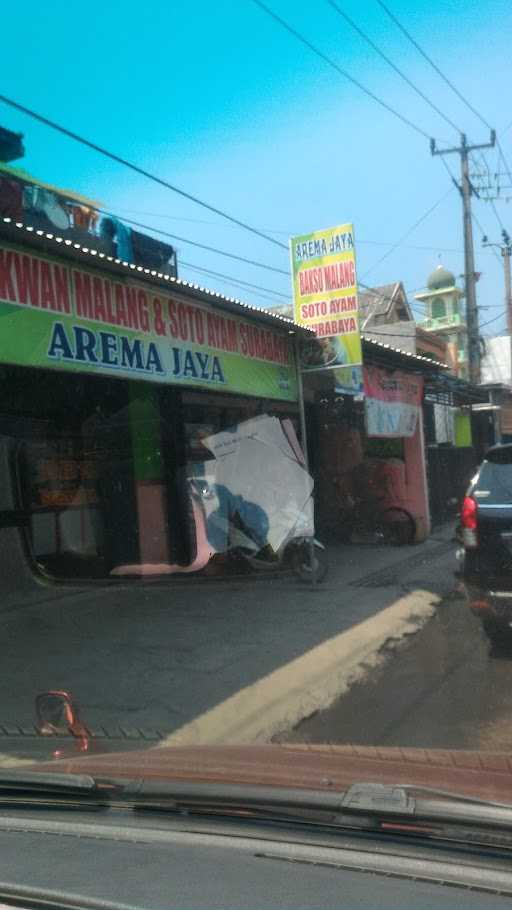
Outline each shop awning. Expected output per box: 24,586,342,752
362,336,447,374
423,374,489,407
361,337,490,407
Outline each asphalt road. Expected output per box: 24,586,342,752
0,527,457,764
283,592,512,752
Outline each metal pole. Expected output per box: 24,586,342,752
460,136,481,384
294,334,317,583
503,247,512,392
483,234,512,385
294,335,310,472
503,247,512,335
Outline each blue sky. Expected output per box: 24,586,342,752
1,0,511,331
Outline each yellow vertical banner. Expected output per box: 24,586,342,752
290,224,362,378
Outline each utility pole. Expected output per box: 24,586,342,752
505,240,512,392
483,230,512,332
483,230,512,387
431,131,496,385
502,235,512,335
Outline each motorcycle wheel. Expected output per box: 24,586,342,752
291,544,329,583
378,507,416,546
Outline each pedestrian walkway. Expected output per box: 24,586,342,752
0,524,456,760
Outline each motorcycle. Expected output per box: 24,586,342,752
194,479,328,582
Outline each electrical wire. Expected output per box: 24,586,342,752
0,93,288,252
360,186,454,278
364,330,420,339
376,0,493,132
179,260,289,301
490,197,506,232
438,154,507,272
368,310,507,337
480,310,506,330
109,208,223,227
497,139,512,190
358,280,421,297
361,240,495,256
98,209,499,255
473,210,504,264
357,284,431,323
327,0,461,134
438,153,462,198
92,207,290,276
249,0,433,140
116,213,504,255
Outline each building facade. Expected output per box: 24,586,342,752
415,264,468,378
0,220,307,587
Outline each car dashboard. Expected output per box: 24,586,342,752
0,804,511,909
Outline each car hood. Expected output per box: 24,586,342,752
27,743,512,803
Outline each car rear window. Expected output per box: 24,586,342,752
474,453,512,505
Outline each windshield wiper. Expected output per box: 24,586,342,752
0,770,122,803
127,780,512,844
3,775,512,846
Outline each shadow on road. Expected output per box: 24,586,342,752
281,593,512,753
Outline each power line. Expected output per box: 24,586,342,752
182,275,287,307
249,0,432,140
368,308,507,337
327,0,461,134
473,208,505,263
92,207,290,276
361,240,495,255
357,282,432,316
4,177,291,278
179,260,289,301
480,310,506,330
497,139,512,189
490,197,506,232
364,329,420,339
114,208,499,257
114,213,506,254
0,93,288,252
376,0,493,132
111,208,221,227
360,186,454,278
438,153,461,199
358,280,426,301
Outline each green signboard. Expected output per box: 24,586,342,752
0,242,297,402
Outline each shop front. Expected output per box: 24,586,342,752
0,226,306,584
310,339,445,544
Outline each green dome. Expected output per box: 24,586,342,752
427,264,456,290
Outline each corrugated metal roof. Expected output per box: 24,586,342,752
362,335,447,369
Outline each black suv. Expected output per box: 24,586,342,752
458,443,512,643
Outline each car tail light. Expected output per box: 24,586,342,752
461,496,478,548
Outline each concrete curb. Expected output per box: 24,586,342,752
160,589,440,747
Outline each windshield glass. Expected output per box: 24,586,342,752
0,0,510,811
